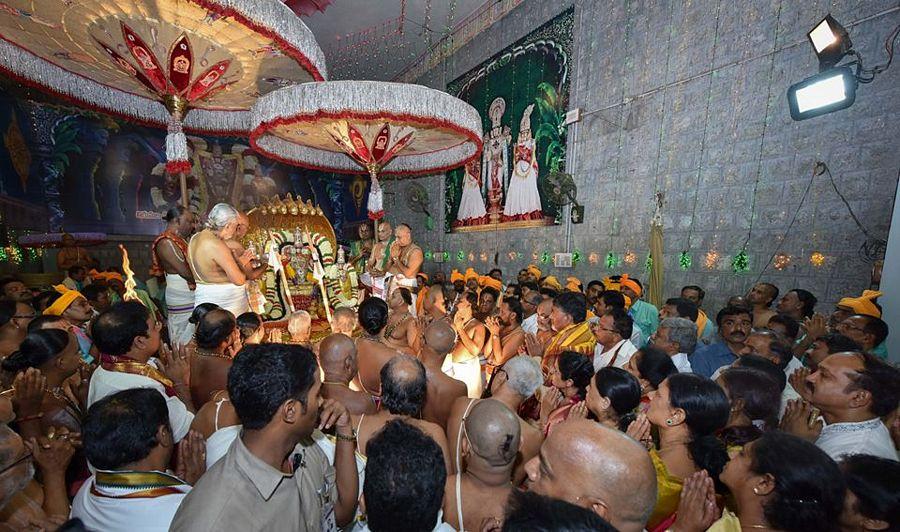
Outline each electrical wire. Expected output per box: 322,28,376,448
851,22,900,83
753,162,818,282
821,163,889,263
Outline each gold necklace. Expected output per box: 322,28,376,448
323,381,350,388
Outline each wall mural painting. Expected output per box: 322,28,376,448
445,8,574,233
0,88,370,240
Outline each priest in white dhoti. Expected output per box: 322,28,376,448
187,203,250,317
503,104,544,222
150,206,196,345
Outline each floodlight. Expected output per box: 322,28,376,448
808,14,852,70
787,67,857,121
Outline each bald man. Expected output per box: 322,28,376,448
420,285,448,327
224,211,266,280
319,334,375,416
443,399,520,531
419,321,467,428
524,420,657,532
353,355,451,472
330,307,357,337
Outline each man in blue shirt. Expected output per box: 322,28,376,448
690,305,752,377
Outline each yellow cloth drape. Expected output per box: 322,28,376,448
648,217,664,309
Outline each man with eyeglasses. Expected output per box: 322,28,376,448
837,315,889,360
0,423,76,528
591,308,637,372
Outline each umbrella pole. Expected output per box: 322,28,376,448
180,173,189,208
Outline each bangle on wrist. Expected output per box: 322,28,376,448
334,428,357,443
17,412,44,422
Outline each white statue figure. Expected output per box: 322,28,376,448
503,104,543,222
454,159,488,226
481,97,511,216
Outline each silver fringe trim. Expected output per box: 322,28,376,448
0,0,327,134
251,81,483,174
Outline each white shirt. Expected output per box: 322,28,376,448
71,472,190,532
592,339,638,372
630,324,644,348
816,417,898,462
671,352,692,373
88,363,193,442
521,313,539,335
779,357,805,419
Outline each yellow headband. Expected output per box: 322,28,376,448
450,269,465,283
478,275,502,291
44,286,85,316
620,274,642,297
464,268,478,281
837,290,882,318
566,276,582,293
542,276,562,291
526,264,542,279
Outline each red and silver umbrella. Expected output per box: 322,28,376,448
0,0,327,202
250,80,482,221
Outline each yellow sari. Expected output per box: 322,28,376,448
646,448,684,530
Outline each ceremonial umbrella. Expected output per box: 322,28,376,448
249,80,483,222
0,0,327,204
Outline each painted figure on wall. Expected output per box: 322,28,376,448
481,97,511,220
455,159,488,227
503,104,543,222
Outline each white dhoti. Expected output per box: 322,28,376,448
193,282,249,318
165,275,194,347
360,272,386,299
443,355,483,399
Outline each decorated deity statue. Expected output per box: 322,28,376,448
482,97,511,218
243,194,360,322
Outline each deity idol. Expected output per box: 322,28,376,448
481,97,511,217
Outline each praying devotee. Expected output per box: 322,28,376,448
650,317,698,373
781,352,899,461
355,297,405,398
747,282,780,329
150,206,196,345
72,389,200,531
446,356,543,484
483,296,526,371
89,301,195,441
383,287,418,354
171,343,358,530
419,321,467,428
386,223,423,292
539,292,595,372
0,5,898,532
56,233,98,271
443,399,520,531
187,203,250,316
189,308,240,409
446,292,487,398
42,286,94,362
318,333,376,417
353,355,451,471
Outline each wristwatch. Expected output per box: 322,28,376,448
334,428,357,443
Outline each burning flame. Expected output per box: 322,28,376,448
119,245,140,302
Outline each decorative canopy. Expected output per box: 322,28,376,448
250,81,482,220
0,0,327,173
250,81,483,177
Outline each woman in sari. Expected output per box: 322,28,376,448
539,351,593,437
624,346,678,413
